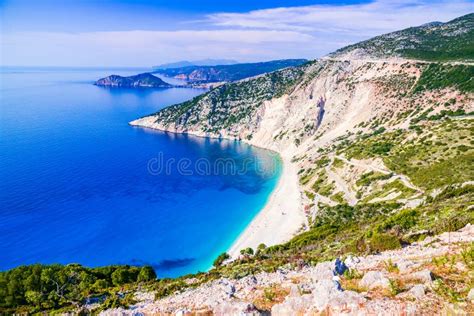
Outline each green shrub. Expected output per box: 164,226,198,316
137,266,157,282
366,233,401,252
343,268,363,280
287,224,339,248
111,267,139,286
240,247,254,256
332,157,344,168
413,64,474,93
435,184,474,201
384,259,399,273
331,192,345,204
377,209,419,232
305,190,315,200
257,243,267,251
388,279,403,296
213,253,230,267
369,141,393,155
460,244,474,270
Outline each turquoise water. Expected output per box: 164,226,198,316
0,68,281,277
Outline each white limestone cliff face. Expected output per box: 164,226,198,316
131,59,472,161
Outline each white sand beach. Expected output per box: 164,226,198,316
228,158,305,258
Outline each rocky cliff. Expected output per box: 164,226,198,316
132,58,473,158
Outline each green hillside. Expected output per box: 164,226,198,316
332,13,474,61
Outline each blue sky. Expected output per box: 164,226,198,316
1,0,473,67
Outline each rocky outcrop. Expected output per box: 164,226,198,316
360,271,390,290
315,96,325,129
99,224,474,315
94,73,172,88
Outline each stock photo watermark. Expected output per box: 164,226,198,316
147,152,280,176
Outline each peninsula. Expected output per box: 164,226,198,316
94,73,172,88
153,59,308,84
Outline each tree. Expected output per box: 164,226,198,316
137,266,156,282
0,263,145,312
257,243,267,250
25,290,42,308
92,279,108,292
111,268,131,286
255,243,267,256
240,247,254,256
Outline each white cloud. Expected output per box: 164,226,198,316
208,0,473,36
1,0,473,66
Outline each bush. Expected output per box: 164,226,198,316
92,279,108,292
369,141,393,155
213,253,230,267
257,243,267,251
356,171,392,187
366,233,401,252
288,224,339,248
99,293,136,311
111,267,137,286
435,185,474,201
240,247,254,256
432,214,472,235
343,268,362,280
377,209,419,232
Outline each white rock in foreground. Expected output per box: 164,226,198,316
99,224,474,316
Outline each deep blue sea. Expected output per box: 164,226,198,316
0,68,281,277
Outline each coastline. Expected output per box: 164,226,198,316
227,156,304,258
129,118,305,259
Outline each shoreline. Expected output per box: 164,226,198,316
129,119,305,260
227,156,304,258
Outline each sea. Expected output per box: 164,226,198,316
0,67,281,277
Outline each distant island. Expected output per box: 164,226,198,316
94,73,172,88
153,59,308,83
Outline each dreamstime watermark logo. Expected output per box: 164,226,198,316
147,152,279,176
